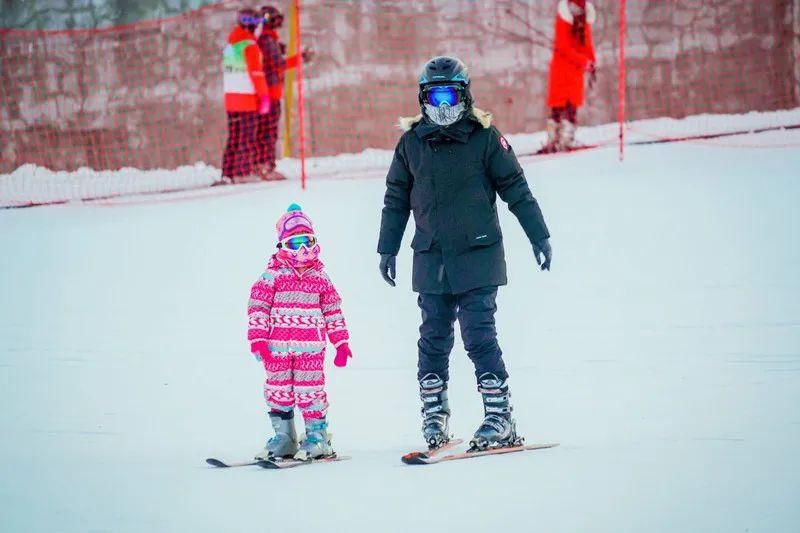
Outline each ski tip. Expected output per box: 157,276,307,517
401,451,430,465
256,460,282,469
401,453,430,466
206,458,228,468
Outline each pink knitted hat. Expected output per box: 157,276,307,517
276,203,315,241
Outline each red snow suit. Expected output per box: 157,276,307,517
546,0,596,109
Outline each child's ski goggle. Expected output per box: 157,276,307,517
279,234,317,251
423,84,464,107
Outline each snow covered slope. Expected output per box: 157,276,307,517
1,132,799,532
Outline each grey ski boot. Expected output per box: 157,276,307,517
294,418,334,461
255,410,298,460
419,373,451,449
469,373,522,451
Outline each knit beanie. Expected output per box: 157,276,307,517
276,203,315,241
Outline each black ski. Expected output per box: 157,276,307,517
205,458,259,468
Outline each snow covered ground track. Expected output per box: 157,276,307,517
1,122,799,532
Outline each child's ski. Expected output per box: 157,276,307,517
402,442,559,465
256,454,351,469
205,458,259,468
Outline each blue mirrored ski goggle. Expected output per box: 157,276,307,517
238,14,263,26
423,85,464,107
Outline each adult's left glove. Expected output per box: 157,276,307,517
533,238,552,271
379,254,396,287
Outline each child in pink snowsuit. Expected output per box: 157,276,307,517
248,203,352,461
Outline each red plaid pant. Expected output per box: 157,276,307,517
221,111,260,179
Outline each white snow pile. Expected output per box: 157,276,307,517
2,108,799,208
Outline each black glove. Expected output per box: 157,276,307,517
379,254,397,287
532,238,552,271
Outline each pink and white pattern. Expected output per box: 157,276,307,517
248,254,350,420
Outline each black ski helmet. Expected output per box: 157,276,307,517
418,56,473,107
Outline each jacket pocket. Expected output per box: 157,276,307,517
411,230,434,252
469,227,500,247
458,224,501,253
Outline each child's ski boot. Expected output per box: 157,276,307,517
419,373,451,449
294,418,334,461
468,373,522,451
255,410,298,460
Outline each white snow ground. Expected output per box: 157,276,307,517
1,129,799,532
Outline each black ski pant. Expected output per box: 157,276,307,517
417,286,507,384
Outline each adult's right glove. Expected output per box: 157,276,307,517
533,238,552,271
379,254,396,287
301,46,315,64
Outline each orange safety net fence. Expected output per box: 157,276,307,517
1,0,798,177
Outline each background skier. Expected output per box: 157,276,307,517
220,8,272,183
539,0,597,153
254,5,314,181
377,56,553,451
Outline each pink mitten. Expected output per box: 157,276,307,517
251,341,270,362
333,344,352,368
258,95,272,115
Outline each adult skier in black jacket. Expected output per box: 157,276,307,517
377,56,553,451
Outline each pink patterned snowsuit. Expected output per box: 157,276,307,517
248,254,349,420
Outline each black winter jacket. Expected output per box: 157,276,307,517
377,108,550,294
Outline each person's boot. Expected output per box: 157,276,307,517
264,170,287,181
212,176,233,187
294,417,334,461
560,119,577,150
255,410,298,460
469,373,521,451
419,373,451,449
537,118,562,154
258,163,287,181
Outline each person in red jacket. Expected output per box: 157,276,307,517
539,0,596,153
253,5,313,181
220,8,271,184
